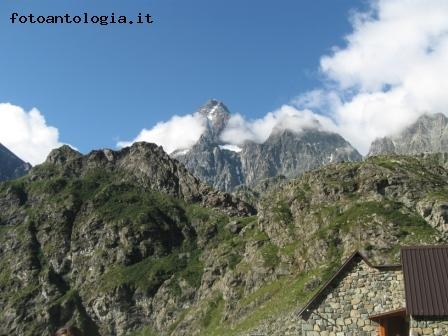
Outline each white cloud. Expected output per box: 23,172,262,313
321,0,448,92
0,103,62,165
331,89,423,153
218,0,448,154
118,112,207,154
293,0,448,154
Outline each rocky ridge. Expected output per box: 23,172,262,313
44,142,254,217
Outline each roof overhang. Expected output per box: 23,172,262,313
369,308,407,321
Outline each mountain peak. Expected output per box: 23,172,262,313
416,112,447,122
174,100,363,192
197,99,231,136
406,112,448,131
45,145,83,165
198,99,230,115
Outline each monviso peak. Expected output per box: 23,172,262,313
174,100,361,192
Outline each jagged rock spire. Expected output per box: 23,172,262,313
197,99,231,137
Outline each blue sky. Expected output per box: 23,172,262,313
0,0,364,158
2,0,447,164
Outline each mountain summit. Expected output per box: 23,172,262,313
197,99,231,139
368,113,448,156
175,100,362,191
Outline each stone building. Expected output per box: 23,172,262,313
298,246,448,336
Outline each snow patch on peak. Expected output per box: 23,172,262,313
177,148,190,155
219,144,242,153
171,148,190,157
207,104,220,121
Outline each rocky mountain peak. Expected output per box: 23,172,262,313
46,145,83,165
0,143,32,181
175,101,362,192
240,128,362,187
407,113,448,134
197,99,231,138
368,112,448,156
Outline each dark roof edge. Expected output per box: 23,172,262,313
375,264,402,270
401,245,448,249
298,251,400,318
369,307,406,320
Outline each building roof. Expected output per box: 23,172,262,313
297,251,400,319
401,246,448,317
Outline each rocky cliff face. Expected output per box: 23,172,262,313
175,100,362,191
1,145,447,336
369,113,448,156
0,143,31,181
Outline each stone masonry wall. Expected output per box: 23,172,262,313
410,317,448,336
301,260,405,336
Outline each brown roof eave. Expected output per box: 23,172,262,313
369,307,406,321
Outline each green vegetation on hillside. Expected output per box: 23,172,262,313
1,152,448,336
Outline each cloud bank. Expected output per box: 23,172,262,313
118,113,207,154
310,0,448,153
0,103,62,165
121,0,448,155
225,0,448,154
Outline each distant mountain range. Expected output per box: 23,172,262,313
0,143,31,181
173,102,448,192
173,100,362,191
2,104,448,192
